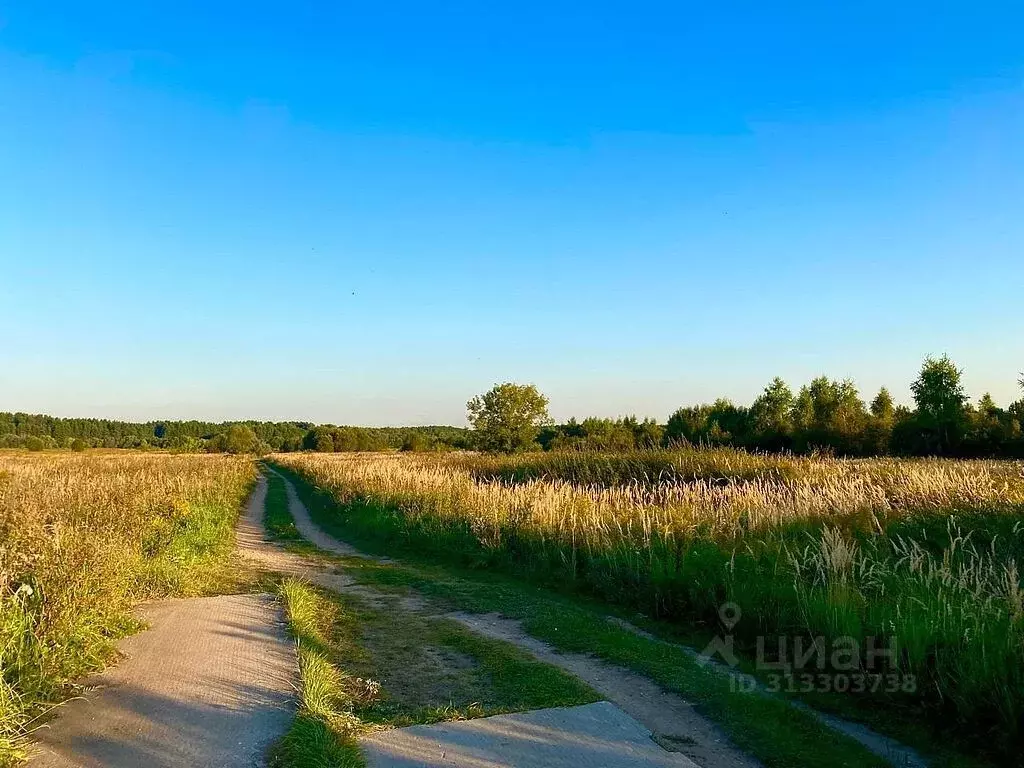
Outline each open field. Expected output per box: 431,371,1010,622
273,449,1024,762
0,452,256,765
5,447,1021,766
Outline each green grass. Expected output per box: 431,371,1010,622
271,456,1024,765
348,558,896,768
263,470,304,544
137,498,264,597
350,559,990,768
261,468,329,559
269,466,898,768
348,597,597,727
273,463,1011,768
272,576,598,767
272,578,364,768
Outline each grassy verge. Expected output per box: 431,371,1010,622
137,497,263,597
272,579,365,768
273,577,597,767
264,469,304,542
348,594,597,727
272,462,995,768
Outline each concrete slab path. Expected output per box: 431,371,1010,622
27,594,296,768
361,701,698,768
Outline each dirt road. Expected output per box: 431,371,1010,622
30,472,919,768
254,471,752,768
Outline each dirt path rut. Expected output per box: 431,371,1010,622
256,470,756,768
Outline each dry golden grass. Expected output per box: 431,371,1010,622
0,451,255,764
274,449,1024,752
277,450,1024,545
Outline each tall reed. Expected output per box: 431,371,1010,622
274,450,1024,755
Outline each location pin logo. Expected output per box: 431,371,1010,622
719,602,741,631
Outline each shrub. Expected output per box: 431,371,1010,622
400,434,431,452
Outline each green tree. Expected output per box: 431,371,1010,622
910,355,968,454
221,425,260,454
303,426,336,452
749,377,795,450
864,387,896,454
582,418,637,451
791,377,868,454
665,405,709,445
625,416,664,449
666,400,748,447
467,383,551,453
70,438,89,452
870,387,895,421
966,393,1014,456
400,433,431,452
167,435,204,453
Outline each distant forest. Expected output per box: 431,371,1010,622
0,415,471,454
3,356,1022,458
537,356,1024,459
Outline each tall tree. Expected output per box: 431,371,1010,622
628,416,664,449
665,400,748,447
303,426,336,452
910,355,969,454
665,405,711,445
864,387,896,454
221,425,260,454
792,377,867,454
467,383,551,453
967,393,1016,456
870,387,895,421
749,377,795,450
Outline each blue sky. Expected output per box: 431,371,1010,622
2,2,1022,425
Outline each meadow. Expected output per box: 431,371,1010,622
273,449,1024,760
0,452,255,765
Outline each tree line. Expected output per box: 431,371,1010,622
3,356,1021,457
0,414,471,454
534,356,1023,457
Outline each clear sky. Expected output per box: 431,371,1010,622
2,2,1022,426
